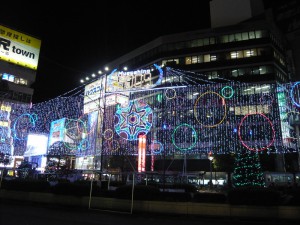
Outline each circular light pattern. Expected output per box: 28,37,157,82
194,91,227,128
221,86,234,99
63,119,85,150
77,114,96,136
79,138,90,151
114,99,153,140
165,88,177,99
290,81,300,107
238,113,275,152
166,96,185,109
13,113,36,141
259,93,274,106
153,64,164,87
150,140,164,154
103,129,114,140
171,123,197,151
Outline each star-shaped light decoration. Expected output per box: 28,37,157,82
114,99,153,140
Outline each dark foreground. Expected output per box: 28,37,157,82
0,199,297,225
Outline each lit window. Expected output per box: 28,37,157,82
192,56,198,64
20,78,27,85
210,55,217,61
231,52,238,59
2,73,9,80
8,75,14,82
185,57,192,65
204,54,210,62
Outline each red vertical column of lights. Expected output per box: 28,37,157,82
138,134,146,172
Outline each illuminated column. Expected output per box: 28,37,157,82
138,134,146,172
151,152,154,172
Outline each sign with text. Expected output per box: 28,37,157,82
84,77,106,114
0,25,41,70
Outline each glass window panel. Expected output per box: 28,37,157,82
252,67,260,75
263,105,269,114
249,105,256,113
203,38,210,46
191,40,199,47
238,68,246,76
232,69,238,77
236,50,243,58
257,105,263,113
230,51,238,59
244,68,252,76
241,106,249,115
259,66,267,74
235,106,241,115
192,56,198,64
220,35,228,43
255,30,262,38
261,30,268,38
234,33,242,41
210,37,216,44
204,54,210,62
211,71,218,78
229,34,235,42
198,55,204,63
265,66,273,73
197,39,203,46
249,31,255,39
242,32,249,40
210,55,217,61
185,57,192,65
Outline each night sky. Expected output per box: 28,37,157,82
0,0,276,104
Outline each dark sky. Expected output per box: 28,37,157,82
1,1,212,103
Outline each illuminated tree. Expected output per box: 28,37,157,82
232,151,265,187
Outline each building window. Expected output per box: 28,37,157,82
203,38,210,46
220,35,228,43
242,32,249,40
192,56,198,64
185,57,192,65
210,55,217,61
232,69,238,77
234,33,242,41
249,31,255,39
204,54,211,62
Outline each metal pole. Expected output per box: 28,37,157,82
88,174,94,209
210,160,213,190
0,169,3,189
130,173,135,214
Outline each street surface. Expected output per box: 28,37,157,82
0,199,297,225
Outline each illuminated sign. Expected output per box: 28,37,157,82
24,133,48,157
105,94,129,107
138,134,146,172
84,77,105,114
106,65,163,93
0,25,41,70
48,118,66,147
0,104,11,112
0,121,9,127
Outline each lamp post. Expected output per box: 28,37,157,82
208,151,214,190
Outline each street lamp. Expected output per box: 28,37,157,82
208,151,214,190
